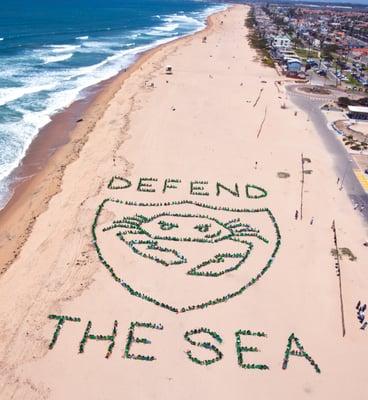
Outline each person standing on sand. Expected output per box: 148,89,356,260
295,210,298,220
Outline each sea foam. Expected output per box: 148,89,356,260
0,83,56,107
42,53,74,64
49,44,81,53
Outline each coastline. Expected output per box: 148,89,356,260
1,5,368,398
0,9,220,272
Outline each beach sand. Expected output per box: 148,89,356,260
0,5,368,399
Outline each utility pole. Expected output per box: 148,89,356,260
335,57,339,88
331,220,346,337
300,153,305,220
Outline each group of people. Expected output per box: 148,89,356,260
353,203,366,213
294,210,314,225
356,301,367,330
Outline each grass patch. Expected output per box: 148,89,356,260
295,48,318,60
346,73,361,87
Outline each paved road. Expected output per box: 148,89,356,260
287,85,368,224
309,70,335,87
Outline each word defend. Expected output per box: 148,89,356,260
107,176,268,199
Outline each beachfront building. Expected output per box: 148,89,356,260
351,48,368,62
272,48,299,63
282,51,300,62
287,59,302,73
272,35,292,49
313,38,321,49
347,105,368,120
285,58,303,77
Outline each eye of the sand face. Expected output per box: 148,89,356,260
194,223,211,233
158,220,179,231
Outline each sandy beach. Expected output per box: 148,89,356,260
1,5,368,399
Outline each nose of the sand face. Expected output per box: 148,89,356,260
123,239,188,267
187,243,254,278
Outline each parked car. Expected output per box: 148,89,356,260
306,59,318,68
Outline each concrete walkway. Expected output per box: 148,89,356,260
287,84,368,223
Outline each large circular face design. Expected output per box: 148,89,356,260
92,200,281,313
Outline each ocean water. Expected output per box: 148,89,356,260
0,0,226,208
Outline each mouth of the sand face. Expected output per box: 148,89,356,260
92,199,281,313
116,233,255,277
186,243,254,277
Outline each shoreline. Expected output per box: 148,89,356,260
1,6,368,397
0,9,221,272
